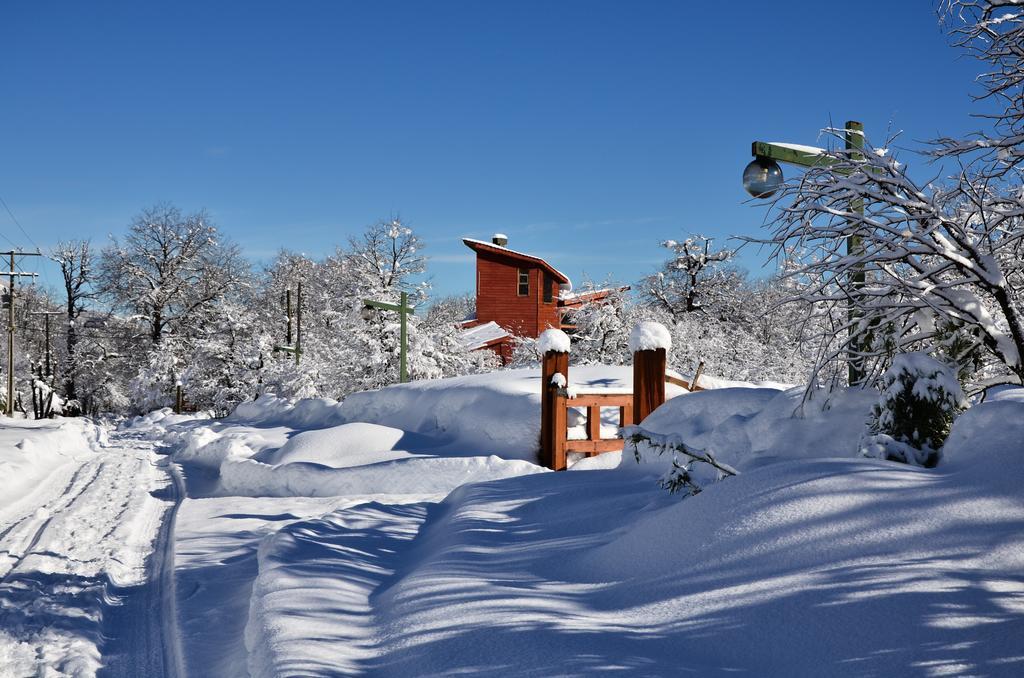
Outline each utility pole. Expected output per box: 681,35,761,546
295,282,302,367
30,311,62,380
0,251,42,416
285,289,292,345
273,282,303,365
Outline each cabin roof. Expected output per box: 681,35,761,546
458,320,511,350
557,286,629,308
462,238,571,287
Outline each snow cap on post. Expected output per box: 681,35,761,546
537,328,571,354
629,321,672,354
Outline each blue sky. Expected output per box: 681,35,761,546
0,2,984,298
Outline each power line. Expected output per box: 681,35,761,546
0,211,21,250
0,194,40,252
0,195,51,291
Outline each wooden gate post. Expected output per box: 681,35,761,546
630,321,671,425
633,347,666,424
539,330,570,470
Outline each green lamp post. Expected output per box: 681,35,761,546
743,121,867,385
362,291,415,383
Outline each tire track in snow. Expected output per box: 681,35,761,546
0,427,182,677
98,433,185,678
0,459,105,583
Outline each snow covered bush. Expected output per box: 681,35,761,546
860,352,967,468
622,427,737,496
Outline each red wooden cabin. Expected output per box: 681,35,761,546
460,234,622,363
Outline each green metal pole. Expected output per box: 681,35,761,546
399,291,408,383
845,120,865,386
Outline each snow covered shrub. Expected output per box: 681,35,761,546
622,427,737,496
860,352,967,468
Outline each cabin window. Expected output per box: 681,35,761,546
518,268,530,296
543,275,553,303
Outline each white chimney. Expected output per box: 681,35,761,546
492,233,508,247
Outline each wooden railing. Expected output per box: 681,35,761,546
539,341,706,470
665,367,705,392
548,389,633,470
542,346,675,471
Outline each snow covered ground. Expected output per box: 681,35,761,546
0,418,178,676
3,368,1023,676
229,383,1024,676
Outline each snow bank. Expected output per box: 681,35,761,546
173,428,257,469
221,454,543,498
245,501,432,677
338,365,651,460
0,418,104,515
628,320,671,353
693,374,793,391
943,385,1024,475
624,386,876,474
226,394,347,429
254,423,1024,675
172,417,544,498
120,407,210,431
256,422,427,467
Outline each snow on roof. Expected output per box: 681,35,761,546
459,321,511,350
559,287,610,301
558,286,628,306
462,238,572,289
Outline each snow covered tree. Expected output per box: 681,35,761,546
642,236,744,321
565,282,640,365
755,125,1024,387
860,352,966,467
98,204,249,344
345,217,427,299
753,1,1024,389
50,240,97,408
425,294,475,327
252,219,487,402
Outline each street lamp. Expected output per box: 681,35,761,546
742,157,784,198
744,121,867,384
361,291,415,383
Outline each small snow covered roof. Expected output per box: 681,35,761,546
558,286,629,308
459,321,511,350
463,238,571,288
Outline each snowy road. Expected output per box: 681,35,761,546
0,423,179,676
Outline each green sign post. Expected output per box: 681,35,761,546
362,291,415,383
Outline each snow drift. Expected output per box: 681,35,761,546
243,390,1024,676
625,385,877,474
337,365,692,461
